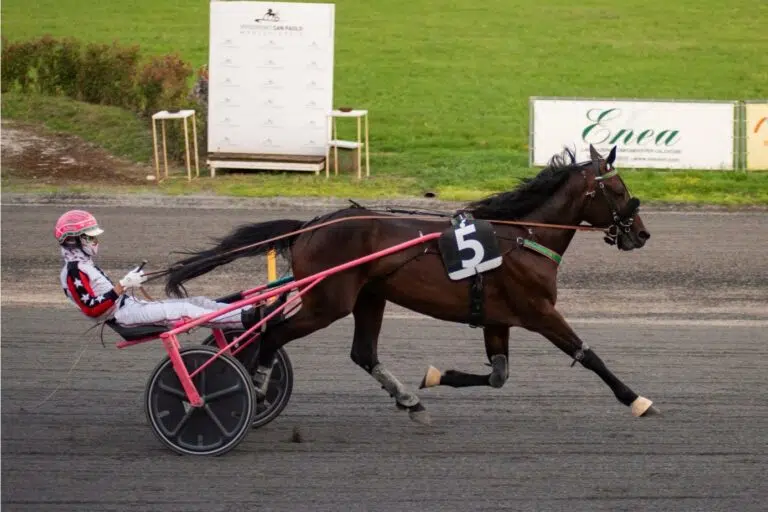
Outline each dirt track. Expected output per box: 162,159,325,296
2,200,767,511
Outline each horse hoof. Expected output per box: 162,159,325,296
419,366,442,389
630,396,659,417
409,408,432,426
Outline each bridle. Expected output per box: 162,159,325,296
582,158,640,246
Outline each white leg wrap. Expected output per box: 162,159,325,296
488,354,508,388
371,364,420,407
252,362,274,396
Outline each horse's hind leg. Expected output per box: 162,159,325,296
420,325,510,389
532,305,659,417
246,285,354,391
351,287,430,425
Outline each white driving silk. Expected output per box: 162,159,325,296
60,247,250,329
113,295,248,329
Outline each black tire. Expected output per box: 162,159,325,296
202,329,294,429
144,346,255,456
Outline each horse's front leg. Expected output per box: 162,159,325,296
420,325,510,389
530,304,659,417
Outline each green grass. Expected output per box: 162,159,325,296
4,93,768,205
2,93,154,162
2,0,768,204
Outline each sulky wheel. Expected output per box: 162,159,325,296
203,329,294,429
144,345,255,456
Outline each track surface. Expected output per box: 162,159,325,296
2,201,767,511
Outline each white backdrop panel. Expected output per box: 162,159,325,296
208,1,335,156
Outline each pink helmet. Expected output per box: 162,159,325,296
54,210,104,244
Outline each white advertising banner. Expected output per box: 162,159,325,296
745,102,768,170
208,1,335,157
530,98,736,169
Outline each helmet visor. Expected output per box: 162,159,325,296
82,226,104,237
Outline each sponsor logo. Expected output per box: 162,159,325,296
255,8,280,23
261,137,281,148
218,97,240,108
260,79,282,89
262,118,283,128
240,8,303,32
258,59,282,69
754,116,768,146
305,100,326,110
218,117,240,127
303,139,323,148
261,40,283,50
582,108,680,147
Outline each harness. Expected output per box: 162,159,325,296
442,158,639,327
582,161,640,246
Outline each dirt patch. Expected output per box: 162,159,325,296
1,120,152,186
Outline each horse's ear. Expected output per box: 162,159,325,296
607,146,617,164
589,144,600,163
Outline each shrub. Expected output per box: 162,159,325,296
36,35,82,96
3,35,206,164
188,65,209,156
137,53,193,117
1,37,39,93
77,42,141,109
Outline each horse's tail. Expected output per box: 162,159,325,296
164,219,305,297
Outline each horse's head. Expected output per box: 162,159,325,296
580,145,650,251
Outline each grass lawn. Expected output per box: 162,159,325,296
2,0,767,204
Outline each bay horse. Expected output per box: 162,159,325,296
163,145,658,424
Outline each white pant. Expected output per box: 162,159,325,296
113,295,251,329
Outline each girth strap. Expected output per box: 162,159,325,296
468,273,484,328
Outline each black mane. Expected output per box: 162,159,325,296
464,148,585,220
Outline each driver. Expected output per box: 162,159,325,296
55,209,279,332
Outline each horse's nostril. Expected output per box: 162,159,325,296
638,231,650,241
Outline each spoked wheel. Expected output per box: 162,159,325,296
203,329,294,429
144,346,255,456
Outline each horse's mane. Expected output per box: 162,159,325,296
464,148,585,220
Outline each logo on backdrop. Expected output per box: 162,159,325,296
260,79,282,90
581,108,681,147
255,9,280,23
241,8,303,32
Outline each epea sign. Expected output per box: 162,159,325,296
530,98,737,169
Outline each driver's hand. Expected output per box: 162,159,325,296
119,268,147,289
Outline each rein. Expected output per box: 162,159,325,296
144,214,604,280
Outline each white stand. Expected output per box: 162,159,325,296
327,109,370,179
151,110,199,182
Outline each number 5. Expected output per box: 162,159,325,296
455,224,484,269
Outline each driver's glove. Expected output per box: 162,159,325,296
119,268,147,289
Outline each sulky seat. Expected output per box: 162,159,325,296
106,319,169,341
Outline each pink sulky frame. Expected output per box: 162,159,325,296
118,232,442,409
